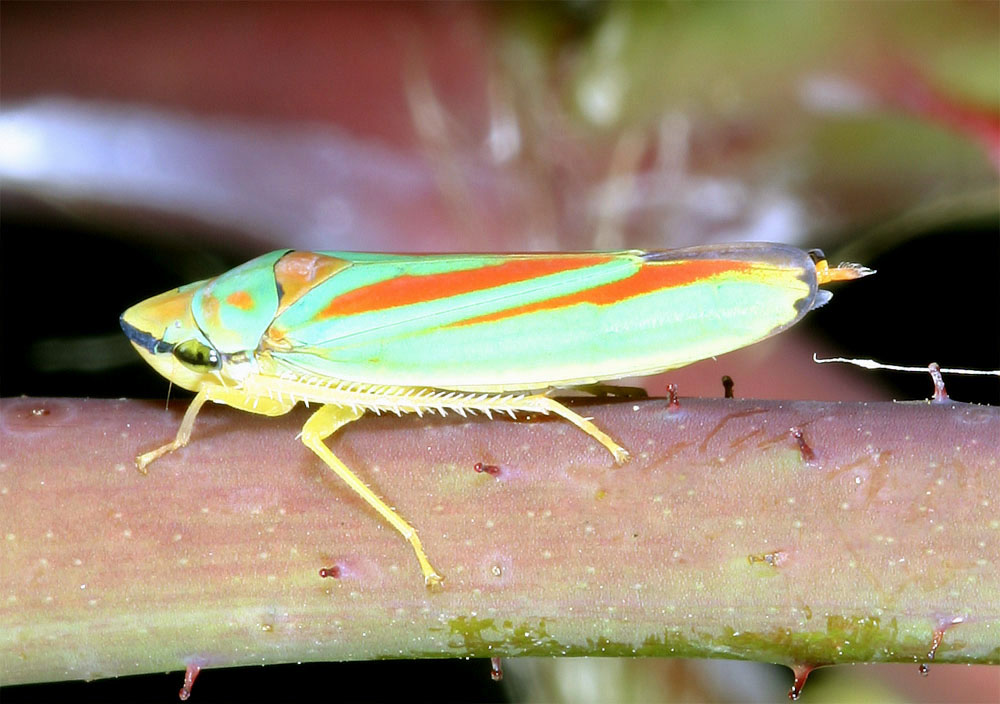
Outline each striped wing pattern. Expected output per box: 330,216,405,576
261,245,817,391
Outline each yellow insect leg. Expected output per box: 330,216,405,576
135,384,295,472
301,404,445,590
522,395,631,464
136,389,209,473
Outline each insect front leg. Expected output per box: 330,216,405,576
136,389,209,473
301,404,445,590
136,385,295,473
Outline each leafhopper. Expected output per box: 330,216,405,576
121,243,870,587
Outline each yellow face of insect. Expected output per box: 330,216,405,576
120,283,222,393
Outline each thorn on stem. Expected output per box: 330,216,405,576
789,427,816,463
179,663,201,701
928,363,950,403
319,565,341,579
666,383,680,412
474,462,501,476
722,376,735,399
788,663,815,701
919,615,964,674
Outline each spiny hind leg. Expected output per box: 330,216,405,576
522,395,630,464
136,385,295,472
301,404,444,590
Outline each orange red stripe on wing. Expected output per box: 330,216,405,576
318,256,614,319
449,259,752,327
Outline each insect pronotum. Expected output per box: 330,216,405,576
121,243,871,588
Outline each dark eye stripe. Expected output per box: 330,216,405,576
120,315,175,355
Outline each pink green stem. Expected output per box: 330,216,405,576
1,396,997,686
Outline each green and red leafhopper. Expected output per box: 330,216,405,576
121,243,871,588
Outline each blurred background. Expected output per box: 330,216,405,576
1,2,997,702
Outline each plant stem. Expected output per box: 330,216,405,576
1,396,997,686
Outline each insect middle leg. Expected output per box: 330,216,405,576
301,404,444,589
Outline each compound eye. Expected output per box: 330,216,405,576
173,339,220,372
